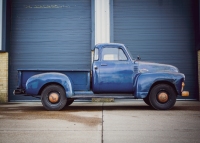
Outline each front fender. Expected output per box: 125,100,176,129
135,72,185,99
26,72,73,97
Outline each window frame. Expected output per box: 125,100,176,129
94,48,99,61
118,48,128,61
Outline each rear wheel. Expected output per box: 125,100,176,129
149,84,177,110
41,84,67,111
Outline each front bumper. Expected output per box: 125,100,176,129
182,91,189,97
181,82,189,97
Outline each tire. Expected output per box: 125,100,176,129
143,96,151,106
149,84,177,110
66,99,74,106
41,84,67,111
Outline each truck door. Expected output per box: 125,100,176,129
98,47,134,93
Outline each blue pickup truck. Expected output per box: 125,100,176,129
14,43,189,111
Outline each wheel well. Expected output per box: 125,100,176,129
148,81,178,97
38,82,65,95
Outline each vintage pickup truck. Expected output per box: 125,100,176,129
13,43,189,111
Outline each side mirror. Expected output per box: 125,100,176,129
137,55,141,60
134,55,141,63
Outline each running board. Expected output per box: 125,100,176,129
71,95,136,99
72,91,136,99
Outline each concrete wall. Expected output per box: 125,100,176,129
0,52,8,103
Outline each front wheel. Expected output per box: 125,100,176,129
149,84,177,110
41,84,67,111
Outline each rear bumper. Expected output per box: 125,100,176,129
13,88,25,95
182,91,189,97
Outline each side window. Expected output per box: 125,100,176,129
102,48,127,61
94,48,99,61
102,48,118,61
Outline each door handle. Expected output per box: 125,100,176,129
101,64,107,66
94,66,98,69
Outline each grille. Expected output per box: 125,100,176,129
134,66,138,73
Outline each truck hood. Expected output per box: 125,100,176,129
138,61,179,73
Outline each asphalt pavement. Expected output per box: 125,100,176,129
0,100,200,143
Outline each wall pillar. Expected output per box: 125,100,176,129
95,0,110,44
0,52,8,103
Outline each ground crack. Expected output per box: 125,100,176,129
101,102,104,143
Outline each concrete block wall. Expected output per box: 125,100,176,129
0,52,8,103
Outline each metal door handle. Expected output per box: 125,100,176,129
94,66,98,69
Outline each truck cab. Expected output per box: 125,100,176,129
14,43,189,111
92,43,135,93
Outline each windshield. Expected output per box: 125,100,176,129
125,46,134,60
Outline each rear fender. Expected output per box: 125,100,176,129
26,72,73,97
135,72,185,99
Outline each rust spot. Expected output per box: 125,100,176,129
158,92,168,103
49,92,59,103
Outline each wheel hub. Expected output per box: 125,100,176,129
48,92,59,103
158,92,168,103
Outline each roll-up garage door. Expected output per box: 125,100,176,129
113,0,197,99
9,0,91,101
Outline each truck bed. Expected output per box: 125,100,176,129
17,69,91,92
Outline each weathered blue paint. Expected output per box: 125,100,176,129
16,70,90,97
14,43,187,101
92,43,136,93
92,43,185,97
135,72,185,99
138,62,179,73
26,72,73,97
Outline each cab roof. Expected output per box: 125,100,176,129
94,43,125,49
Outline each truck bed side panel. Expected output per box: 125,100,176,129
19,70,90,94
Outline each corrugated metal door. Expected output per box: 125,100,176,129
113,0,197,99
9,0,91,101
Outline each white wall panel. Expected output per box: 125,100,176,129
95,0,110,44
